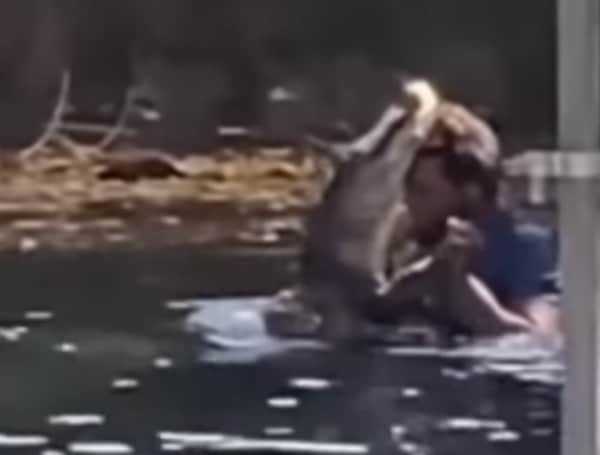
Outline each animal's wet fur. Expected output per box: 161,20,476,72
290,84,445,342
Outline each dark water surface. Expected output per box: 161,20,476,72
0,247,560,454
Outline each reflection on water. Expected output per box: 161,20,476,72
0,248,560,454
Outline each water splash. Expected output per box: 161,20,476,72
0,433,48,447
48,414,105,427
67,441,134,454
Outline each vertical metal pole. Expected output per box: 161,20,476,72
559,0,600,454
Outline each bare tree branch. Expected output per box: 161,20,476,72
18,69,71,161
95,89,133,150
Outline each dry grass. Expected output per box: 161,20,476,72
0,145,332,253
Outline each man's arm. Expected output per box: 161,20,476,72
503,225,561,335
426,218,534,335
442,268,534,335
361,252,533,335
516,295,561,335
372,217,544,336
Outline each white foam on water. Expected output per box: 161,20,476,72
527,409,556,420
385,347,445,358
437,418,506,432
400,388,422,399
440,368,470,381
208,438,369,453
397,441,425,454
158,432,227,445
55,342,78,354
186,299,271,349
48,414,105,426
161,442,184,451
479,361,564,375
530,427,555,437
269,87,299,102
165,300,198,311
161,432,368,453
0,433,48,447
111,378,139,390
153,357,174,369
263,427,295,437
267,397,300,409
42,450,66,455
25,310,54,321
19,237,39,253
0,326,29,342
389,425,407,445
288,377,335,391
486,430,521,443
67,441,134,454
161,216,182,227
515,371,565,385
185,296,329,364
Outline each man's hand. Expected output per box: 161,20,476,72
434,217,484,273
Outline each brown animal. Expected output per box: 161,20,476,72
290,80,443,341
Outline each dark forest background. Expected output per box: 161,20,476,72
0,0,556,152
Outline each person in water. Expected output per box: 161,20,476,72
369,106,560,336
269,100,559,340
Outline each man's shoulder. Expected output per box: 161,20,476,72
477,209,560,299
484,209,555,247
513,219,555,242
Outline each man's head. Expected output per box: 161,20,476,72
405,141,500,246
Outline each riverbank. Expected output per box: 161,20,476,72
0,146,331,254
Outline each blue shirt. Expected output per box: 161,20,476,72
472,210,559,305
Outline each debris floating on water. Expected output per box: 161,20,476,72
111,378,139,391
288,377,335,391
0,433,48,447
47,414,105,426
25,310,54,321
267,397,300,409
67,441,134,454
